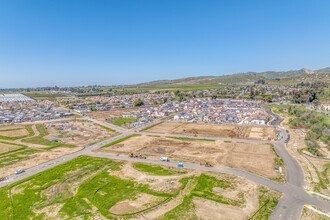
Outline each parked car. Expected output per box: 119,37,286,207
15,169,25,175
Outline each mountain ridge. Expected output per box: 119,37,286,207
135,67,330,87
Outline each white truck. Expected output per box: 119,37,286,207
160,157,169,162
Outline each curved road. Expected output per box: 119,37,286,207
1,112,329,219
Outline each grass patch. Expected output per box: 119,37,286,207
159,196,198,220
166,136,216,142
94,123,117,133
109,118,138,127
0,125,34,140
101,134,141,148
142,122,163,131
0,128,24,132
133,163,183,176
22,124,76,149
191,174,238,206
0,141,28,156
0,187,12,220
250,186,281,220
1,156,174,219
0,149,41,168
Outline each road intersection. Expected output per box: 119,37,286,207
1,112,329,219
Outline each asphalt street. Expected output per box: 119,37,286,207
1,112,330,219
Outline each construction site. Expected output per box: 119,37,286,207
86,107,147,121
0,120,116,179
146,122,277,141
43,119,116,147
0,156,281,219
96,135,281,179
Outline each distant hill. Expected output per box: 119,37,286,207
134,67,330,88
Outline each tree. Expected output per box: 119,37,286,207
163,97,168,103
134,99,144,107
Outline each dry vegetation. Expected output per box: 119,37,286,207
0,120,114,177
146,122,276,141
97,135,280,178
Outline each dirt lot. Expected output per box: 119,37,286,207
87,107,148,121
43,120,115,147
97,135,279,178
0,142,22,154
146,122,276,141
0,125,29,137
0,147,82,178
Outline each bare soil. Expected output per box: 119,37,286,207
0,127,29,137
43,120,114,147
87,107,148,121
109,193,162,215
0,142,21,154
110,162,191,193
98,135,279,178
146,122,276,141
0,147,82,178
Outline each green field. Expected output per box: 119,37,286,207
0,157,281,219
109,118,138,127
133,163,185,176
0,156,173,219
22,124,76,149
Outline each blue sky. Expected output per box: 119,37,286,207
1,0,330,88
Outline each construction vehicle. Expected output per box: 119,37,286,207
200,160,213,167
128,152,138,158
128,152,147,159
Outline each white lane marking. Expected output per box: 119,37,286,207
305,205,330,218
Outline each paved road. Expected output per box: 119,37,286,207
1,112,330,219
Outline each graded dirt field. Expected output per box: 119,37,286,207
0,142,22,154
0,147,82,178
0,125,29,137
43,120,115,147
97,135,280,178
87,107,148,121
146,122,276,141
